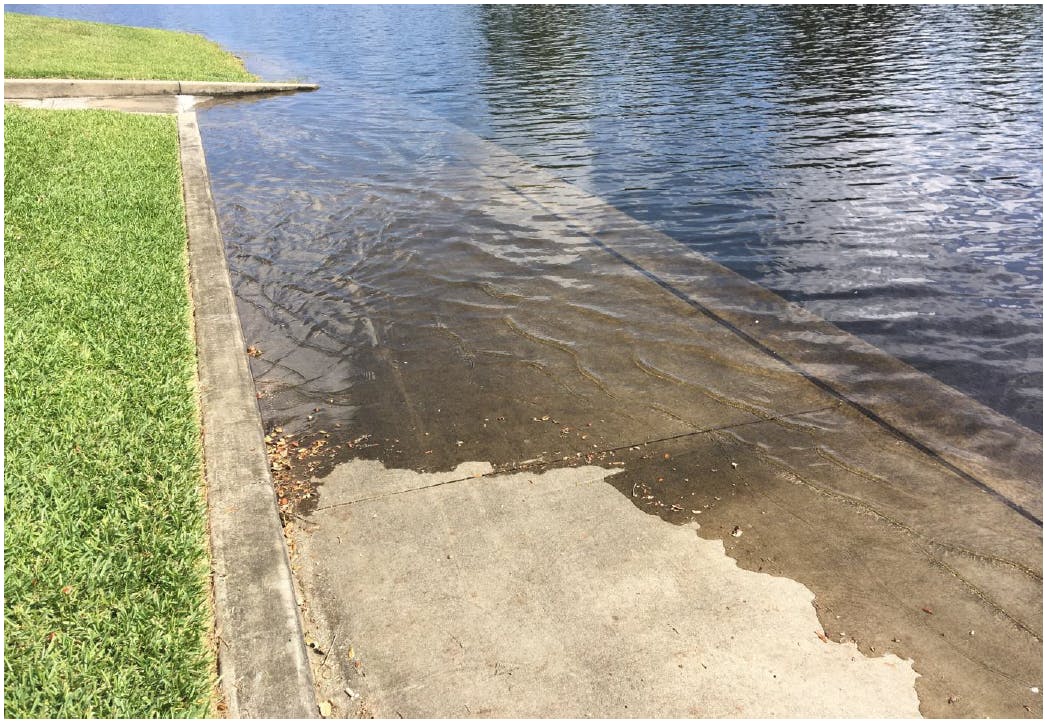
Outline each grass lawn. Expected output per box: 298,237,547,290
4,107,214,717
4,12,258,81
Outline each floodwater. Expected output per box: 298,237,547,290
17,4,1042,435
17,8,1042,714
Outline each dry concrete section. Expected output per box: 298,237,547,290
3,78,318,115
5,95,200,114
290,461,922,718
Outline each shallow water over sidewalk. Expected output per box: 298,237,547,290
16,2,1044,431
11,5,1041,715
194,90,1042,717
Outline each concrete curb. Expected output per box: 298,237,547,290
178,110,318,718
5,78,318,99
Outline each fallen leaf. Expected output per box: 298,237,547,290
921,607,934,615
319,700,332,717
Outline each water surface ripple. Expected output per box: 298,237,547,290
17,4,1043,430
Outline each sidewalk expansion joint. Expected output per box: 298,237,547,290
313,404,838,512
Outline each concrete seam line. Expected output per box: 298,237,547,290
177,110,318,719
314,405,840,511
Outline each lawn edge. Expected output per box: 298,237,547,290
176,154,225,718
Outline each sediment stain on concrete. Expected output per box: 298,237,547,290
289,459,922,718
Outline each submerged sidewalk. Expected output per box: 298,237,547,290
265,125,1042,718
18,76,1037,719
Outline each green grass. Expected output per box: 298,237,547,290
4,107,214,717
4,12,258,81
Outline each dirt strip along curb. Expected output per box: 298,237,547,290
178,110,318,719
5,78,318,98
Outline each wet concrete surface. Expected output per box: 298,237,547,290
258,246,1042,716
278,379,1041,716
204,99,1041,717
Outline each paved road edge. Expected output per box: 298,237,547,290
178,110,318,719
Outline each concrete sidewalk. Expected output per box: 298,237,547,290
289,416,1040,717
267,122,1042,718
3,78,317,114
294,461,922,718
4,78,318,98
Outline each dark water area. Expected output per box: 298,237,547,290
14,4,1043,431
